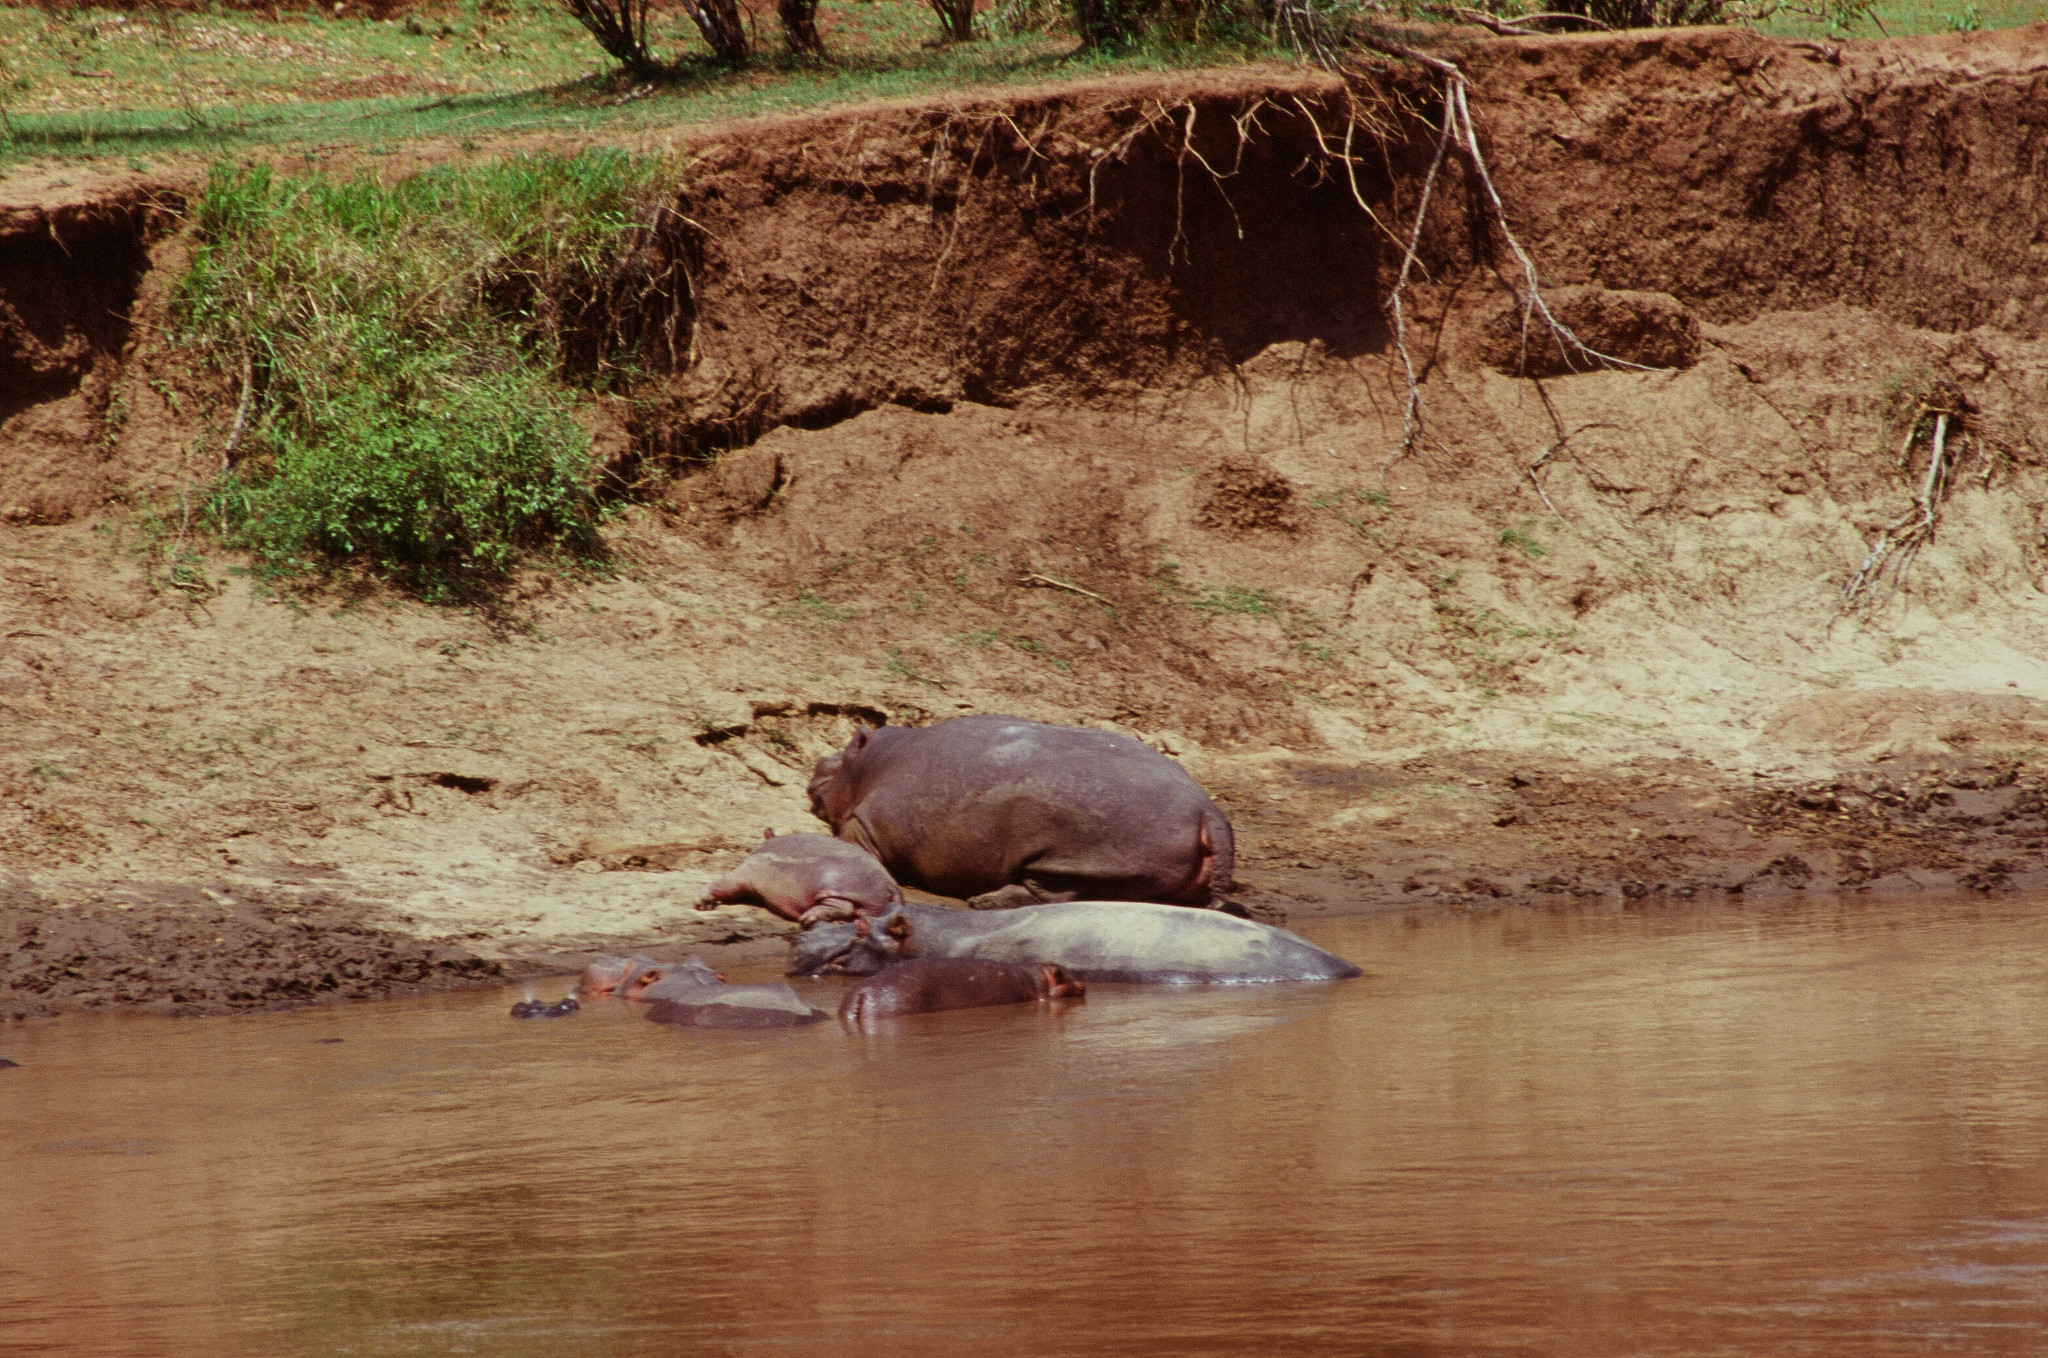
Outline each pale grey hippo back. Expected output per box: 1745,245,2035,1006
644,978,828,1028
788,900,1360,984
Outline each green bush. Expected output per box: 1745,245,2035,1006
175,150,689,598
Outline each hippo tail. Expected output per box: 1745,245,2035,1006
1196,809,1236,910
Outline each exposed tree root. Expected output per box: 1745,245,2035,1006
1441,6,1612,34
770,69,1655,496
1841,392,1975,617
1840,397,1971,619
1525,420,1619,517
1340,40,1674,475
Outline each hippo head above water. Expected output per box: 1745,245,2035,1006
788,908,914,976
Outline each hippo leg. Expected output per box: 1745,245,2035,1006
965,881,1082,911
694,879,746,911
796,895,861,926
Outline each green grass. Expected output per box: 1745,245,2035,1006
3,0,2039,173
1498,522,1546,558
1190,584,1279,619
176,149,684,596
1748,0,2047,35
0,0,1281,173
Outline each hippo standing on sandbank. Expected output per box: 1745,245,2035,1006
807,715,1236,911
790,900,1361,984
694,831,903,924
839,958,1086,1022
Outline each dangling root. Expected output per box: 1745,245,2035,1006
1340,40,1672,477
1840,402,1968,619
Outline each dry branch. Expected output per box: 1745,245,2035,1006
1445,6,1611,32
1019,572,1114,605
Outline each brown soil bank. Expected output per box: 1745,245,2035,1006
7,27,2048,1015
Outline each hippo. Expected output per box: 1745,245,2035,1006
578,954,724,998
510,997,581,1019
694,831,903,924
789,900,1362,984
839,958,1086,1022
647,985,829,1029
807,715,1236,911
583,952,828,1028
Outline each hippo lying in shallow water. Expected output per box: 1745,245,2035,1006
578,954,724,998
807,715,1236,911
839,958,1086,1022
578,953,827,1028
646,986,828,1029
789,901,1361,984
694,831,902,924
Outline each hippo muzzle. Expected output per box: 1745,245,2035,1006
786,912,906,976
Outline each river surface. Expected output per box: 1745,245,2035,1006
4,894,2048,1356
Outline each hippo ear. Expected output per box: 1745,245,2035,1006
848,727,872,752
763,827,775,840
886,914,911,941
853,917,871,938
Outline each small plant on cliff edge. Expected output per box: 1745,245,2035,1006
174,151,691,599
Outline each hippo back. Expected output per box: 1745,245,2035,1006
810,715,1234,907
791,900,1359,983
646,982,827,1028
948,901,1360,983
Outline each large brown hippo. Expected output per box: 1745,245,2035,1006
693,831,903,924
839,958,1086,1022
807,715,1236,911
790,900,1362,984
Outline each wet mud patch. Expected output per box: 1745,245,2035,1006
0,881,502,1019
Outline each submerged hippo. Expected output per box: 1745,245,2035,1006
694,831,903,924
808,715,1236,911
584,953,828,1028
578,954,724,998
790,900,1361,984
840,958,1086,1022
647,985,829,1029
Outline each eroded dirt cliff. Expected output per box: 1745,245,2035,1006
7,27,2048,1014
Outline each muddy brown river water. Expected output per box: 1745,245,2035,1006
4,894,2048,1356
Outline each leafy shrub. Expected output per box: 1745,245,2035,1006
175,150,690,598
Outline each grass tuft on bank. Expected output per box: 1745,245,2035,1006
174,148,689,598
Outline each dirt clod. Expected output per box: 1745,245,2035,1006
1200,460,1303,537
